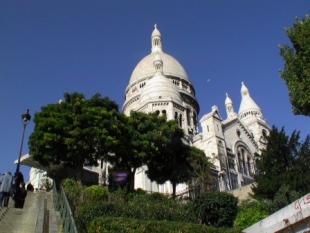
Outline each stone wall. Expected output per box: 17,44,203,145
228,183,253,200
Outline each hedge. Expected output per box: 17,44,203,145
87,216,243,233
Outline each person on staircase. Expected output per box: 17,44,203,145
0,171,15,207
13,182,27,209
14,171,24,192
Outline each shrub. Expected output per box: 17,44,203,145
136,188,146,194
75,202,122,232
75,191,194,232
123,193,191,222
234,198,268,230
149,192,167,201
60,178,83,211
108,187,127,204
87,216,243,233
189,191,238,227
83,185,109,201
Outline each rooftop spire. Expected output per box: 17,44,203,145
225,93,237,119
238,82,263,120
225,93,233,105
151,24,163,53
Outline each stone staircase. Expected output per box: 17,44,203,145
0,191,62,233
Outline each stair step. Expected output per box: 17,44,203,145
0,190,62,233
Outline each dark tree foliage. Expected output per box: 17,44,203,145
279,15,310,116
252,125,310,201
109,111,168,192
146,119,195,198
28,92,121,182
266,185,301,214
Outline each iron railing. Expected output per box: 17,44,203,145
53,182,78,233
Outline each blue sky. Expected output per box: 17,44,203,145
1,1,309,181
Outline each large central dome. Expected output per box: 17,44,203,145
129,53,189,84
123,25,199,119
128,25,189,85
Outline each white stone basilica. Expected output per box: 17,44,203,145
122,25,270,195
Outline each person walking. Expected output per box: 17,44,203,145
13,182,27,209
14,171,24,192
0,171,15,207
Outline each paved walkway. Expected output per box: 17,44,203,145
0,190,62,233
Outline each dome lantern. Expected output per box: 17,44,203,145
151,24,163,53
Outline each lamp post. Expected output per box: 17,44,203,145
15,109,31,174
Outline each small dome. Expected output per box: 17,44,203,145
225,93,233,105
238,82,261,115
139,74,183,106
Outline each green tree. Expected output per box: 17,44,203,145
146,120,197,198
252,126,310,201
267,185,301,214
187,147,212,194
279,15,310,116
109,111,168,192
29,92,121,183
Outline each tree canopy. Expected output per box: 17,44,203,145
146,119,189,198
252,126,310,202
28,92,121,182
108,111,168,192
146,120,210,198
279,15,310,116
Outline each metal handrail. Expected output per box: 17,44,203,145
53,181,78,233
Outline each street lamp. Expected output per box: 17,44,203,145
15,109,31,174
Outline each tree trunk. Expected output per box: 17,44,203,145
172,181,177,199
128,169,136,192
75,165,83,184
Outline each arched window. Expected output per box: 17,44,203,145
193,112,197,129
236,129,241,138
237,152,242,172
241,149,247,175
247,156,252,175
174,112,178,120
186,108,191,126
179,114,182,127
156,110,160,115
262,129,267,138
236,145,253,177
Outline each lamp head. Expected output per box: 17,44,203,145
22,109,31,123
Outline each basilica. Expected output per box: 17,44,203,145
25,25,271,196
122,25,271,195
